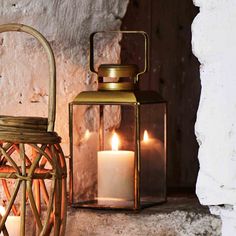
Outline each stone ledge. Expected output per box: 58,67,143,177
66,196,221,236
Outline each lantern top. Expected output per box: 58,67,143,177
71,31,166,105
71,90,165,105
98,64,138,78
97,64,138,91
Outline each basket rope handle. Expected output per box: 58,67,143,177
0,23,56,132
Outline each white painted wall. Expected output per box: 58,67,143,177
192,0,236,234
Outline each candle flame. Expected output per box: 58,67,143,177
84,129,90,141
0,206,5,216
143,130,149,142
111,132,119,151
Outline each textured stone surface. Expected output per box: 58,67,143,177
210,205,236,236
192,0,236,206
0,0,128,202
66,197,221,236
0,0,128,145
192,0,236,234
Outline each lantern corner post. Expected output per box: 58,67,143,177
134,102,141,210
68,102,74,205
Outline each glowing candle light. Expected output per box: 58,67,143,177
111,132,119,151
84,129,91,141
0,206,5,216
141,129,165,196
97,132,134,204
0,206,20,236
143,130,149,142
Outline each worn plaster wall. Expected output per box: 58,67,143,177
0,0,128,150
192,0,236,234
0,0,129,201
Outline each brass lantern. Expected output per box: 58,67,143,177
69,31,167,210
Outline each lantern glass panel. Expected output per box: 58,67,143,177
72,104,99,204
72,104,136,209
140,103,166,206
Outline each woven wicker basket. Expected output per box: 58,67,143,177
0,23,67,236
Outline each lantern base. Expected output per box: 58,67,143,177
71,197,167,210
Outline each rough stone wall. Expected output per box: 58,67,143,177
67,204,221,236
0,1,129,201
0,0,129,149
192,0,236,234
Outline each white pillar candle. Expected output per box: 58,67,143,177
0,206,20,236
97,133,134,204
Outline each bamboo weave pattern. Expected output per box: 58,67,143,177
0,23,67,236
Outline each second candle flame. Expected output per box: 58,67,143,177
143,130,149,142
111,132,119,151
0,205,6,216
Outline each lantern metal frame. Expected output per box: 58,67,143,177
69,31,167,210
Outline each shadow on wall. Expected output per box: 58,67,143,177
121,0,201,191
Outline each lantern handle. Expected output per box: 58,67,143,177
89,31,149,81
0,23,56,132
